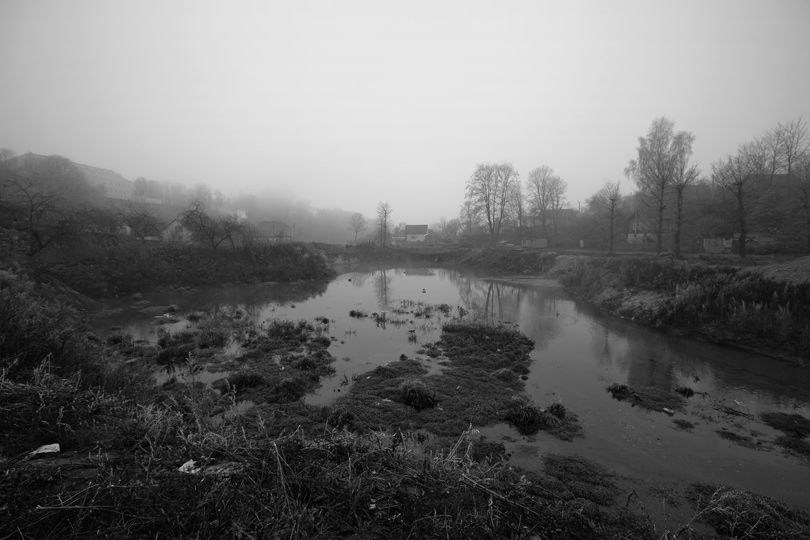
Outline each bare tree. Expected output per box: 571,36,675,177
775,117,809,177
181,199,229,250
465,162,519,245
593,180,622,255
712,141,768,258
376,202,392,247
459,199,480,239
0,154,91,255
218,213,245,249
348,212,368,243
120,202,163,245
507,181,526,242
525,165,556,236
548,176,568,234
670,132,701,259
626,117,694,253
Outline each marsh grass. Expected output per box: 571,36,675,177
686,482,810,539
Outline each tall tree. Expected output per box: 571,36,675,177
626,117,694,253
348,212,368,243
376,202,392,247
507,181,526,242
459,200,480,239
775,117,809,177
525,165,556,236
670,132,701,259
592,180,622,255
711,141,768,258
465,162,519,245
548,175,568,234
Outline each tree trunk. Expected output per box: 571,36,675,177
673,188,684,259
656,202,664,254
737,185,747,259
608,207,615,255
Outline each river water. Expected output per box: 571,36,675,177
93,266,810,511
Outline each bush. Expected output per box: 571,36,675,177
0,272,105,385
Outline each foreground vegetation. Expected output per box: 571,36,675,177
3,267,810,538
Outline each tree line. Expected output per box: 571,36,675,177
458,116,810,257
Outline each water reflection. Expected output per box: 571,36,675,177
93,268,810,411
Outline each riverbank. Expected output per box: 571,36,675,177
460,249,810,365
28,242,337,301
4,267,810,538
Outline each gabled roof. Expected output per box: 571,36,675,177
404,224,428,235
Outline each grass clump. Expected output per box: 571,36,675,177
675,386,695,397
606,383,686,413
673,419,695,430
542,453,619,506
774,435,810,459
504,397,581,440
760,411,810,437
717,429,758,449
686,482,810,539
399,379,439,410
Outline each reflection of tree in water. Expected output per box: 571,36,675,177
443,273,566,351
590,322,676,391
373,269,392,311
348,271,374,288
191,281,329,322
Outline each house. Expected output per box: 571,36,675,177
256,220,292,242
404,224,429,242
160,217,193,243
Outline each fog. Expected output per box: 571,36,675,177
2,0,809,226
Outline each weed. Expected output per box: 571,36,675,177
686,482,810,538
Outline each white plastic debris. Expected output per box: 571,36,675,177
179,459,201,474
27,443,60,459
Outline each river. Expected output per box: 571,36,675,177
93,266,810,511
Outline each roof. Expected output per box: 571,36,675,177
404,224,428,235
256,220,291,236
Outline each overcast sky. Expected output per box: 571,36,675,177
2,0,809,223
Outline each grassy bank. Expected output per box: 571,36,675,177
33,242,336,300
553,255,810,362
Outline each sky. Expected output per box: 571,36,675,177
1,0,809,224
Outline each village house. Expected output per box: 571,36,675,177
404,224,429,242
255,220,292,242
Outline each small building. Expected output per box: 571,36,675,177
160,218,193,243
404,224,429,242
256,220,292,242
522,238,548,249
